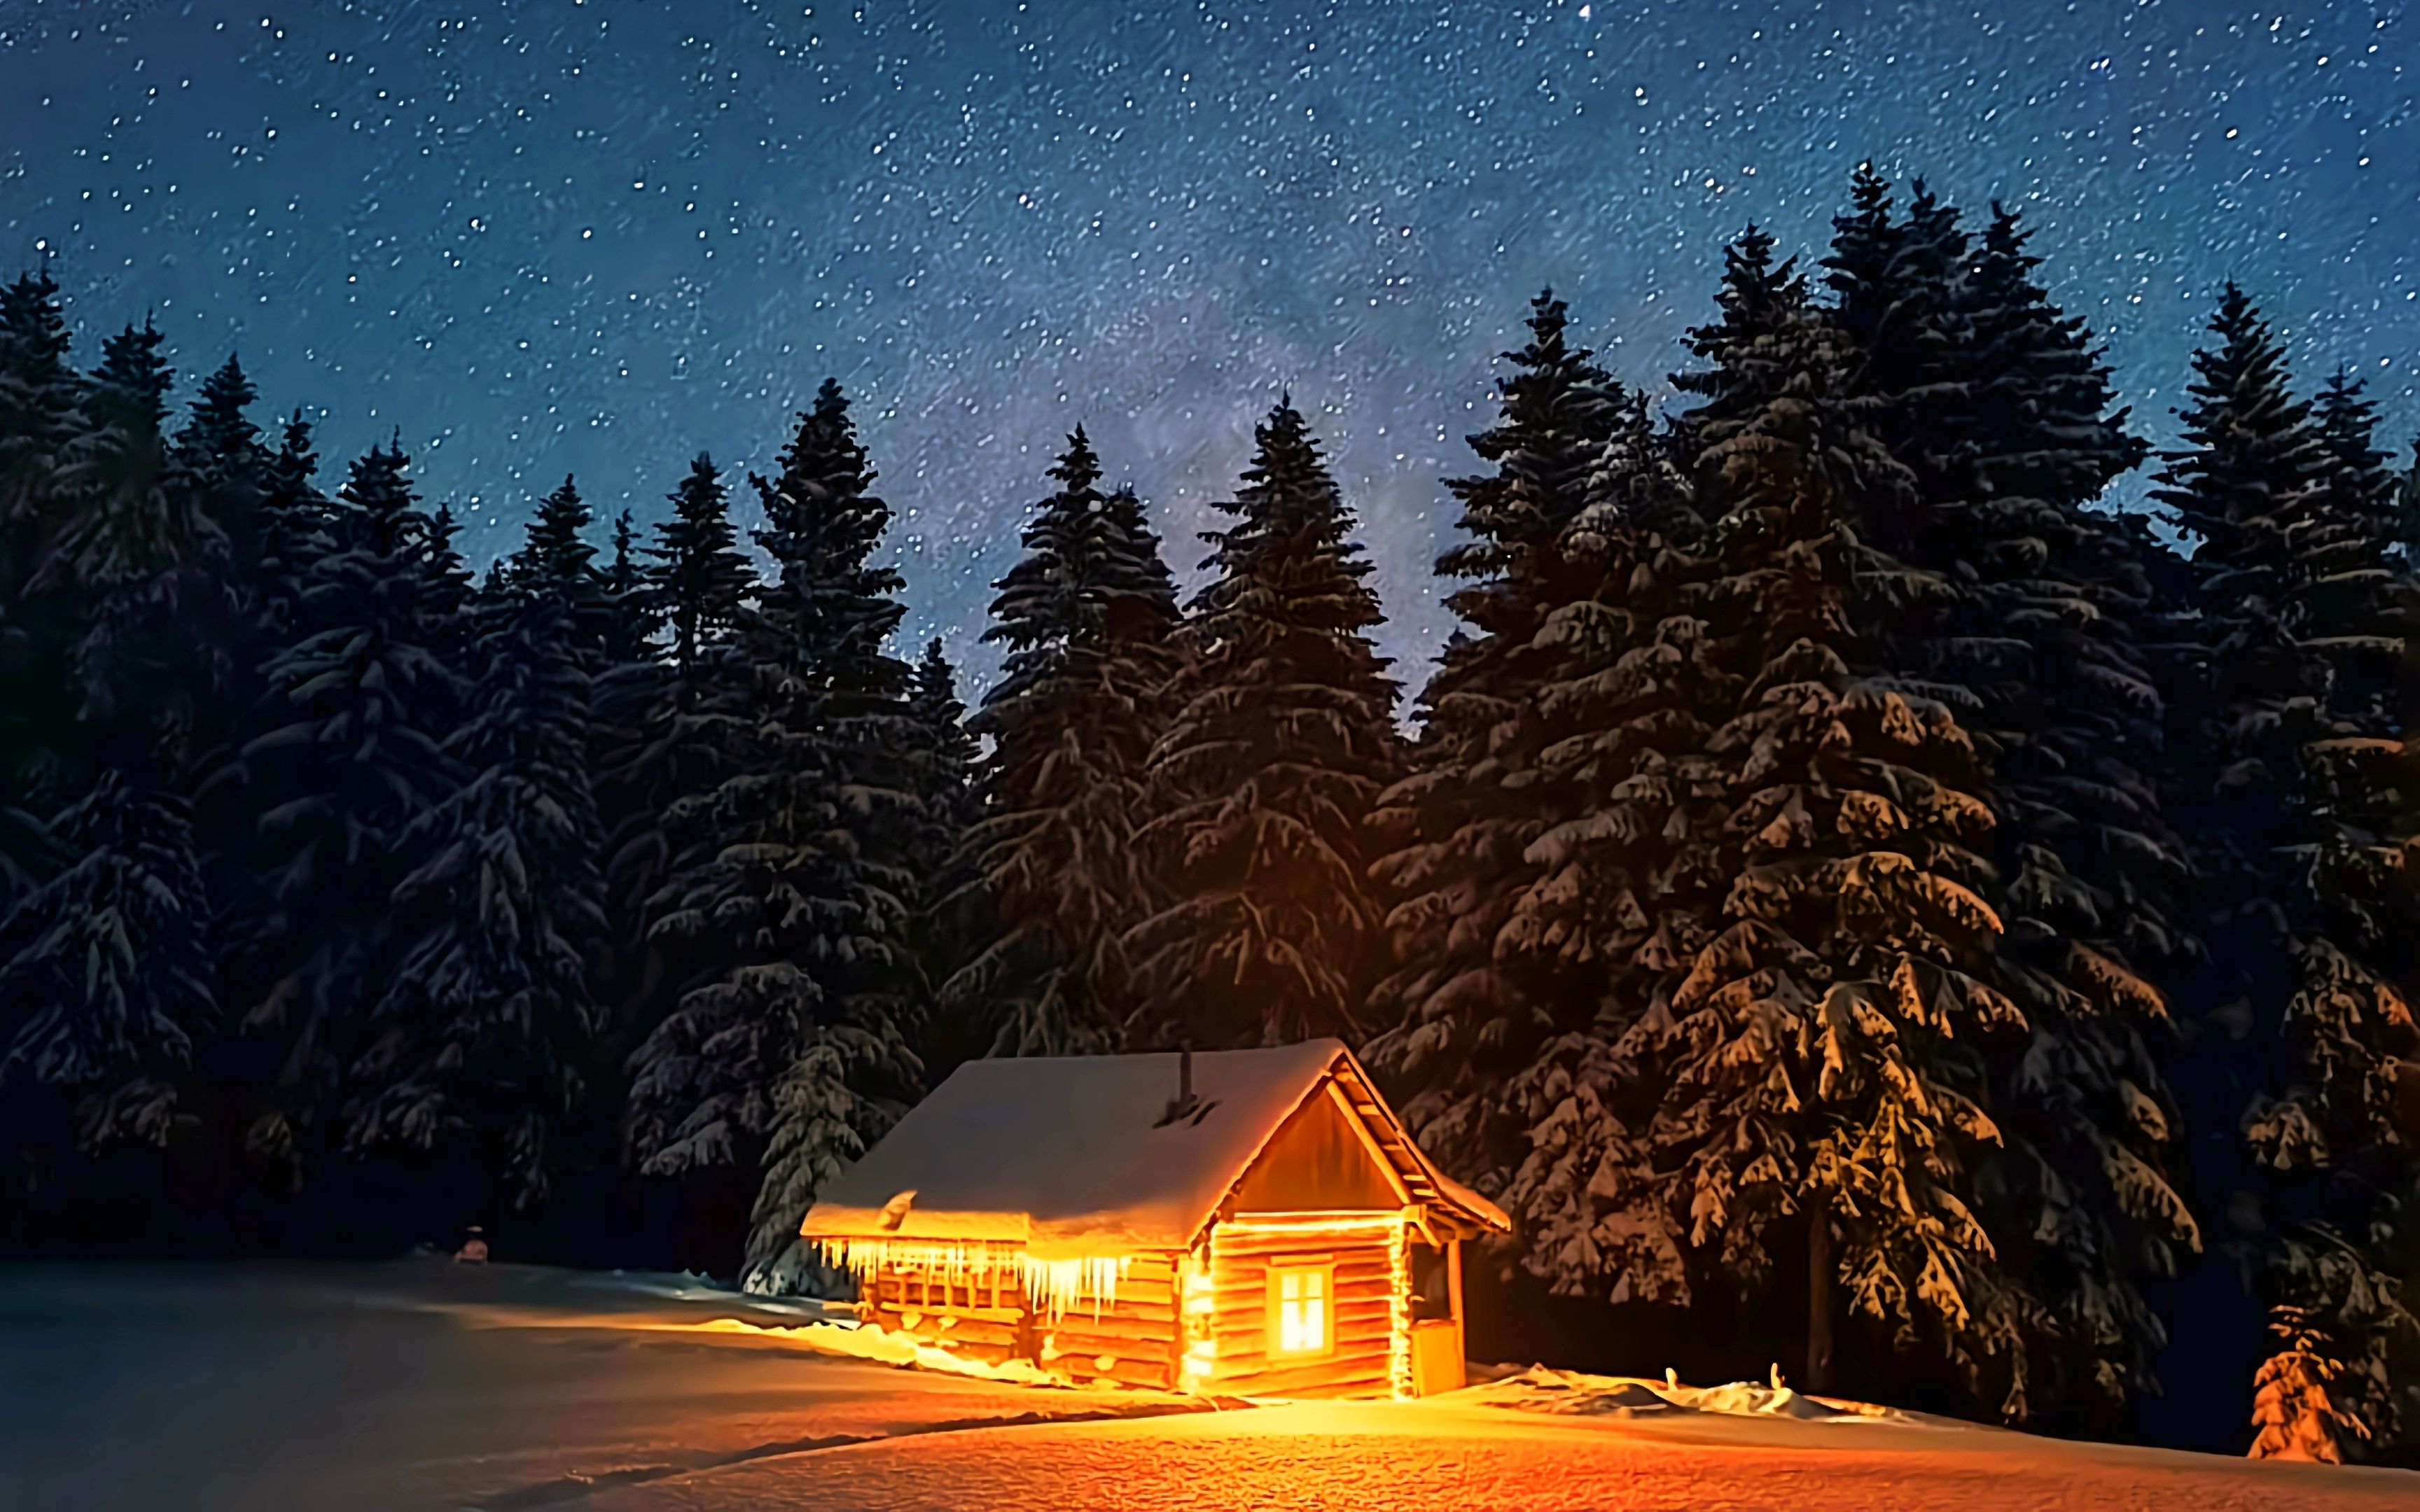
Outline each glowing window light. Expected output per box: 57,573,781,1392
1267,1264,1332,1357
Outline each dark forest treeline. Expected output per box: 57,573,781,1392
1,172,2414,1462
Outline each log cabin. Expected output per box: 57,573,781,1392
798,1039,1509,1399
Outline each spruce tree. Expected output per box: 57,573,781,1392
954,430,1181,1055
627,384,922,1294
43,320,229,766
502,475,613,668
1492,396,1729,1307
354,485,609,1213
0,269,83,591
0,276,86,902
1825,176,2199,1415
253,412,332,650
739,378,921,1293
1366,292,1624,1203
0,770,214,1170
596,455,753,963
168,356,275,774
233,442,465,1180
598,507,657,667
2305,372,2407,736
903,638,980,1071
2155,286,2417,1454
2248,1305,2372,1464
1132,398,1399,1047
1655,230,2038,1412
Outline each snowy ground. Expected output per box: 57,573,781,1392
2,1259,2411,1511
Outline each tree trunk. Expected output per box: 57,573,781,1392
1805,1194,1834,1396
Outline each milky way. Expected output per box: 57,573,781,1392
4,0,2414,687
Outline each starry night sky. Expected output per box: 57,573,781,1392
4,0,2415,687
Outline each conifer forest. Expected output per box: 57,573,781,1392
2,170,2415,1465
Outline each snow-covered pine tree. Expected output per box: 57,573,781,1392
0,269,84,591
195,412,331,981
2304,371,2407,737
1131,398,1400,1048
1823,176,2199,1416
501,475,616,668
0,277,90,904
420,500,476,674
2155,286,2418,1455
233,442,466,1181
629,383,922,1295
902,638,980,1070
2248,1305,2372,1463
908,638,979,835
1365,290,1625,1205
736,378,922,1294
252,412,333,651
167,356,277,776
595,455,753,988
352,479,610,1214
597,508,658,668
42,320,230,770
0,769,214,1168
1657,227,2039,1413
952,430,1183,1056
1491,393,1728,1308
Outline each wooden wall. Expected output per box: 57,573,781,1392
1203,1224,1398,1399
1230,1086,1405,1213
860,1250,1183,1392
1033,1252,1181,1391
858,1247,1027,1369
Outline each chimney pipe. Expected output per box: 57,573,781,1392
1156,1041,1208,1128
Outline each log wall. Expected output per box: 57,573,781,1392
1203,1222,1400,1399
861,1250,1183,1391
1032,1252,1181,1391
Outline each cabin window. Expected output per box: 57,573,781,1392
1266,1263,1333,1357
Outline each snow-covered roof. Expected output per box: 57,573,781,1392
801,1039,1508,1258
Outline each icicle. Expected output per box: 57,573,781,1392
811,1238,1132,1322
1017,1253,1133,1322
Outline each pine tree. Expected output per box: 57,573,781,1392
1491,396,1729,1308
44,320,230,767
2248,1305,2372,1463
908,639,979,832
737,378,921,1293
253,412,332,650
0,268,83,582
0,770,214,1169
1132,398,1399,1048
1825,176,2199,1415
195,414,331,1027
502,475,613,668
0,272,86,906
2156,286,2418,1453
169,356,276,774
1654,229,2038,1412
233,442,465,1179
1366,291,1624,1212
627,384,922,1295
903,638,980,1071
954,430,1182,1055
597,507,658,668
352,487,609,1213
597,455,753,958
2304,371,2407,736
